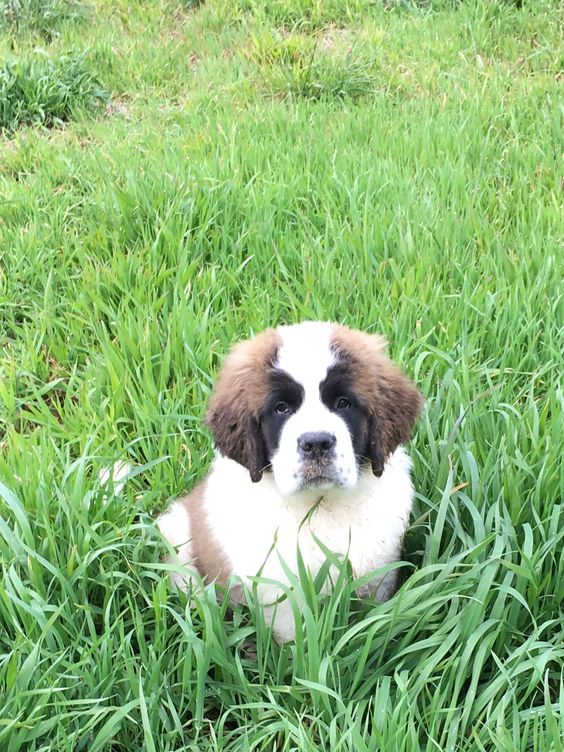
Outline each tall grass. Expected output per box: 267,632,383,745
0,0,562,749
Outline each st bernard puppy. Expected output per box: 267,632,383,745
158,321,423,642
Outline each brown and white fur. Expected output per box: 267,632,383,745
157,322,423,642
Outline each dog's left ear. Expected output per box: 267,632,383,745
331,326,423,478
204,329,280,483
365,364,423,477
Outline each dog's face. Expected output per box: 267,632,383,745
205,322,423,497
260,328,369,495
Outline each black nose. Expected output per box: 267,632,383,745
298,432,336,455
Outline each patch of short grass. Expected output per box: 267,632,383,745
253,33,381,99
229,0,551,31
0,50,109,132
240,0,378,31
0,0,88,36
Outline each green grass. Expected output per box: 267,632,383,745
1,0,88,37
0,50,108,132
250,33,382,99
0,0,563,749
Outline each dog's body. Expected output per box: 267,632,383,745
158,322,422,642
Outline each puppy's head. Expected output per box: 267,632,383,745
205,322,423,495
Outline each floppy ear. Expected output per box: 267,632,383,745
205,406,267,483
204,329,280,483
365,365,423,477
331,325,423,478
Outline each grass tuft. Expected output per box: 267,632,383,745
0,0,88,36
254,35,381,100
0,50,109,132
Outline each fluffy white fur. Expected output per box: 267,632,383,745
158,450,413,642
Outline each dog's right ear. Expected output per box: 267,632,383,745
205,405,266,483
204,329,281,483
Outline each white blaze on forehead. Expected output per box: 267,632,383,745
269,322,358,497
275,321,336,388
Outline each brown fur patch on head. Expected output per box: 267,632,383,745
205,328,282,482
330,325,423,476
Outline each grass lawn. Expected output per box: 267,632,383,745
0,0,563,749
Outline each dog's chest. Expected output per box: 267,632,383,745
295,501,388,576
204,458,410,583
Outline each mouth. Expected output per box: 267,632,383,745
304,475,334,486
296,463,342,490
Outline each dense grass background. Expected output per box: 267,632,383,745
0,0,562,749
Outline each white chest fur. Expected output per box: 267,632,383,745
202,449,414,640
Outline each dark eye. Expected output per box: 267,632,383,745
336,397,351,410
274,402,291,414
